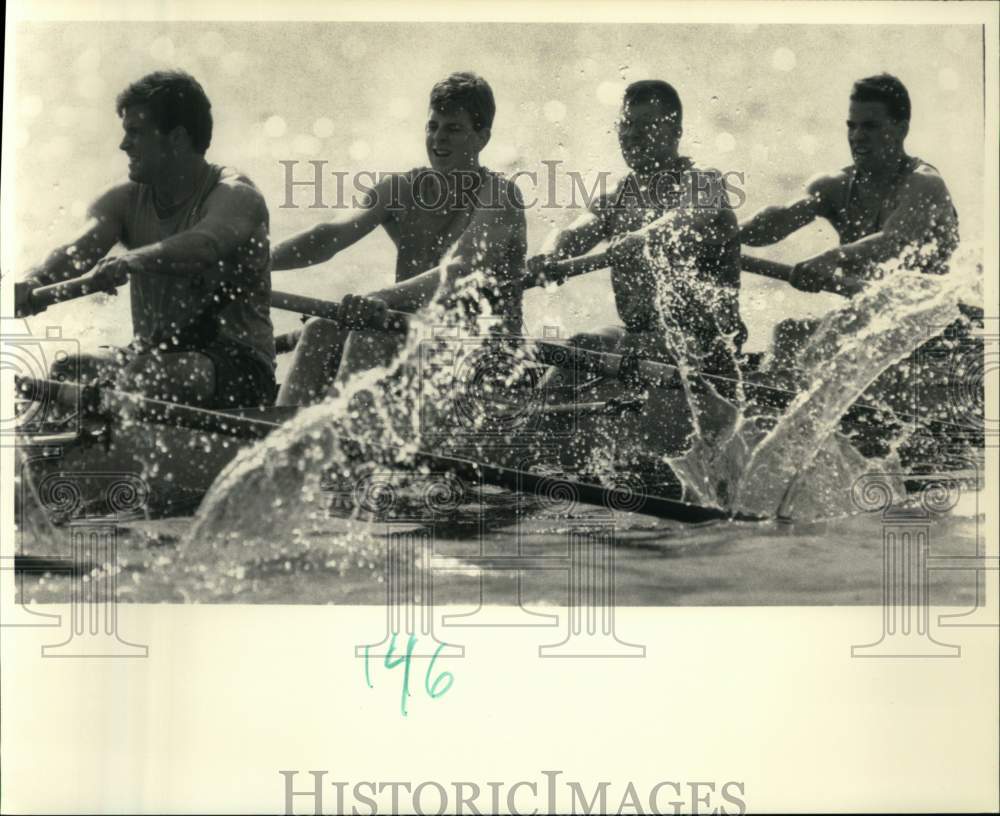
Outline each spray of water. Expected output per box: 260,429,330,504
670,244,983,519
184,271,510,564
184,236,982,568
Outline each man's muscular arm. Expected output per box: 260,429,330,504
130,177,266,277
367,191,526,313
77,175,271,297
609,169,739,268
22,185,126,286
739,173,836,246
526,208,607,284
793,170,958,284
271,176,394,270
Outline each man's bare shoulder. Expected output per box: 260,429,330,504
216,166,266,197
680,162,733,209
905,160,952,199
805,168,849,198
479,168,526,216
373,168,427,213
212,166,269,214
802,169,849,218
88,179,134,219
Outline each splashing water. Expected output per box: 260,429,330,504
671,245,983,519
184,274,519,564
185,239,983,567
730,260,980,517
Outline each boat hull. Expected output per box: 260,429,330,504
17,327,983,524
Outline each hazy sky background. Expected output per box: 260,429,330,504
10,22,985,351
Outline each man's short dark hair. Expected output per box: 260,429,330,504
850,74,911,122
624,80,683,125
429,72,496,131
116,70,213,153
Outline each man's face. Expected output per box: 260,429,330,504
617,99,680,173
847,100,907,172
119,105,173,183
425,107,488,173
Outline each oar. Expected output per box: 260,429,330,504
270,289,710,393
15,275,118,317
271,290,977,435
15,375,288,439
741,254,866,297
15,374,748,523
270,290,410,332
521,250,610,289
530,248,867,298
14,249,608,319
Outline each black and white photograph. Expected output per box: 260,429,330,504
2,1,997,813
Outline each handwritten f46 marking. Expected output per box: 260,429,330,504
363,633,454,716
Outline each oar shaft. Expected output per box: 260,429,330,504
524,251,609,288
21,277,113,316
741,254,866,297
270,291,409,332
740,255,793,283
531,340,684,389
409,451,739,522
269,290,690,390
15,376,283,439
16,376,738,522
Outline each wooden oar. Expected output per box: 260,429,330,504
10,247,847,321
270,291,410,332
14,251,609,319
15,375,288,439
522,250,610,289
15,374,747,523
532,249,868,298
15,275,117,317
270,289,701,393
741,254,866,297
272,290,975,435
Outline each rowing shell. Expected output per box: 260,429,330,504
16,364,720,524
15,331,983,527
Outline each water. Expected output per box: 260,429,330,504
17,240,985,607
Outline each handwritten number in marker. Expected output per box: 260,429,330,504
382,633,416,717
363,636,454,715
425,642,454,699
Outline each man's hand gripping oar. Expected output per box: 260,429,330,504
14,261,131,318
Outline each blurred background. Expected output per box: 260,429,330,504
9,21,985,355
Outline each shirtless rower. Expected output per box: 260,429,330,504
15,70,276,409
741,73,959,295
273,71,527,406
740,74,964,454
530,79,745,389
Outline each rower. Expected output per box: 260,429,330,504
529,80,746,393
273,71,527,406
740,73,961,361
14,70,277,409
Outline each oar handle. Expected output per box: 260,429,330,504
531,249,867,298
16,276,117,318
741,254,866,297
270,291,410,333
740,255,793,284
523,251,610,289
